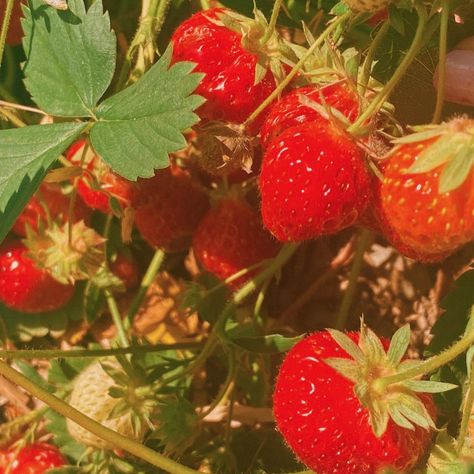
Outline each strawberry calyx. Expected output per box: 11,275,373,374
208,8,296,87
324,321,456,437
24,220,106,285
392,117,474,193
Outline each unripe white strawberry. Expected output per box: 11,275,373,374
67,361,146,450
344,0,389,12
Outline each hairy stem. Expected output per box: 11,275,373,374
0,0,14,69
349,2,428,134
105,289,129,347
358,20,390,94
457,357,474,454
335,229,373,330
243,11,352,127
377,305,474,388
432,1,449,124
125,248,165,329
0,361,200,474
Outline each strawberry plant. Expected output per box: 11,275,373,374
0,0,472,473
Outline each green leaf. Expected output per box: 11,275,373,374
23,0,116,117
387,324,410,366
402,379,458,393
426,429,471,474
405,137,455,174
231,334,303,353
439,145,474,194
324,358,360,383
388,4,405,36
16,360,54,392
89,47,204,180
327,328,365,363
0,122,87,244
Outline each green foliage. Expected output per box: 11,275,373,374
231,334,304,353
0,122,86,243
89,47,204,179
23,0,116,117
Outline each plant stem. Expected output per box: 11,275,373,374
125,248,165,329
0,106,25,127
358,20,390,94
432,0,449,124
457,357,474,454
261,0,284,45
0,361,200,474
335,229,373,330
243,11,352,128
199,347,237,419
0,0,14,70
377,305,474,389
0,342,202,360
348,2,428,134
105,289,129,347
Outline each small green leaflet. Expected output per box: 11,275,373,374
23,0,116,117
439,145,474,194
0,122,87,244
89,47,204,180
231,334,304,353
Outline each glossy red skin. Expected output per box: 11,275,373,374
133,167,210,252
1,0,24,46
260,121,370,242
110,252,140,290
273,331,435,474
171,8,277,130
0,443,66,474
0,241,74,313
377,137,474,259
66,140,134,214
12,184,91,237
260,81,360,149
193,199,280,287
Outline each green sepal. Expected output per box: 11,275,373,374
387,324,410,365
327,328,365,362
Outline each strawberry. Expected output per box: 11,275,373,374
273,329,437,474
0,443,66,474
259,120,371,242
376,118,474,260
66,140,134,214
193,198,280,286
110,251,140,290
12,183,91,237
1,0,24,46
133,166,210,252
260,81,360,149
0,240,74,313
67,361,148,450
171,8,284,130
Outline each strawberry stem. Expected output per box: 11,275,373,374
261,0,284,45
376,305,474,389
348,2,428,135
105,289,129,347
432,1,449,124
0,0,14,69
335,229,373,330
243,11,352,128
358,20,390,95
0,360,201,474
124,248,166,329
457,357,474,454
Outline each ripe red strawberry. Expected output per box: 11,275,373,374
0,240,75,313
171,8,281,130
193,198,280,286
66,140,134,214
260,81,360,148
1,0,24,46
273,330,436,474
133,166,210,252
110,251,140,290
377,118,474,260
12,183,91,237
260,120,370,242
0,443,66,474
